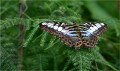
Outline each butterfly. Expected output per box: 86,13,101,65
39,21,107,49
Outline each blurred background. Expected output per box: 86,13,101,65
0,0,120,71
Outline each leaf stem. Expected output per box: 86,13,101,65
18,0,26,71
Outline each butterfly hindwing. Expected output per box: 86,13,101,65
83,35,98,47
60,35,83,48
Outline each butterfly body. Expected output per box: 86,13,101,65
39,21,107,48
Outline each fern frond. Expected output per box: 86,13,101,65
39,32,48,47
66,48,95,71
0,18,19,30
23,26,39,47
0,35,18,71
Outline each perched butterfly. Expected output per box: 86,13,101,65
39,21,107,48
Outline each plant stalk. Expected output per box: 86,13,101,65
18,0,26,71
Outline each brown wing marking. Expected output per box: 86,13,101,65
74,38,83,48
60,34,83,48
60,35,74,47
83,35,98,47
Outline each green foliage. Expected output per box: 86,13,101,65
0,29,18,71
1,0,119,71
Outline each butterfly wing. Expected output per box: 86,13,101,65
79,22,107,47
59,25,83,48
60,35,82,48
40,22,83,48
79,22,98,47
82,35,98,47
39,21,65,36
40,21,107,48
